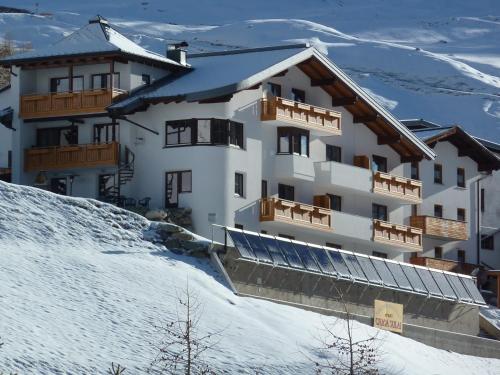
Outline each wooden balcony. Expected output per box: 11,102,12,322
24,142,119,172
373,220,423,251
259,197,332,231
410,215,468,241
410,257,478,275
373,172,422,203
261,96,341,135
20,89,126,119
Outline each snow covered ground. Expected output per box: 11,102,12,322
0,0,499,140
0,181,499,374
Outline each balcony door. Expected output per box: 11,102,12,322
50,178,67,195
278,183,295,201
92,73,120,90
50,76,84,93
37,126,78,147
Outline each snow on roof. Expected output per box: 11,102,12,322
112,44,310,109
1,17,182,67
110,44,435,159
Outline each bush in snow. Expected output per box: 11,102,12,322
108,362,126,374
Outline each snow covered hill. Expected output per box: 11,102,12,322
0,0,499,141
0,181,499,374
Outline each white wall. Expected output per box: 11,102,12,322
415,141,481,264
480,169,500,269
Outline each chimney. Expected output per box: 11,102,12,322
167,41,188,66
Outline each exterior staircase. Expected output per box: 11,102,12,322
101,145,135,205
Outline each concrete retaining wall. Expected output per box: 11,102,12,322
219,250,500,358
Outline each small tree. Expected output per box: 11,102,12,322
149,282,220,374
311,288,381,375
108,362,126,374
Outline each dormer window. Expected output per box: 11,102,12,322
142,74,151,85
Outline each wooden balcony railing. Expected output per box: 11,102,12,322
20,89,126,119
410,215,468,241
373,172,422,203
373,220,423,251
410,257,478,275
259,197,332,231
261,96,341,135
24,142,119,172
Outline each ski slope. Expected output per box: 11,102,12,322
0,181,499,374
0,0,499,140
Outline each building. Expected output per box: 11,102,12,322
402,120,500,271
2,17,499,265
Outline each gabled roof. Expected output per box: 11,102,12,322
412,126,500,172
110,44,435,160
1,16,184,69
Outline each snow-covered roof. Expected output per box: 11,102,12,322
1,17,183,68
110,44,435,159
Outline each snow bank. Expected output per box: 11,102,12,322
0,181,499,374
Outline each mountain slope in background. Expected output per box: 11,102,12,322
0,180,499,374
0,0,499,141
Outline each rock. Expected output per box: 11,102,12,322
171,231,195,241
145,209,168,221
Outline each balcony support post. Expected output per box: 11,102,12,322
110,60,114,90
68,64,73,92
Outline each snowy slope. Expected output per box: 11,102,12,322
0,181,499,374
0,0,499,140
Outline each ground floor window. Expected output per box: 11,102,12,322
98,174,116,199
372,251,387,259
457,249,466,263
50,177,67,195
435,247,443,259
326,243,342,249
165,171,192,208
481,235,494,250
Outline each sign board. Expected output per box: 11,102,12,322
374,300,403,333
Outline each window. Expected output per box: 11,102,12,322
326,145,341,162
98,174,115,198
482,235,494,250
91,73,120,89
261,180,268,198
277,127,309,156
372,251,388,259
435,247,443,259
260,230,268,234
50,178,67,196
7,150,12,168
267,82,282,97
328,194,342,212
141,74,151,85
372,155,388,173
165,170,192,208
278,183,294,201
457,208,466,222
457,250,466,263
166,120,195,145
411,161,419,180
93,123,118,143
278,234,295,240
166,119,243,148
434,164,443,184
291,88,305,103
234,224,244,230
372,203,388,221
411,204,418,217
49,76,83,93
326,243,342,249
235,173,244,197
457,168,465,188
481,188,485,212
37,126,78,147
434,204,443,218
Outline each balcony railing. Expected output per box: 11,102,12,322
373,219,423,251
261,96,341,135
20,88,126,119
410,257,478,275
373,172,422,203
24,142,119,172
410,215,468,241
259,197,332,231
